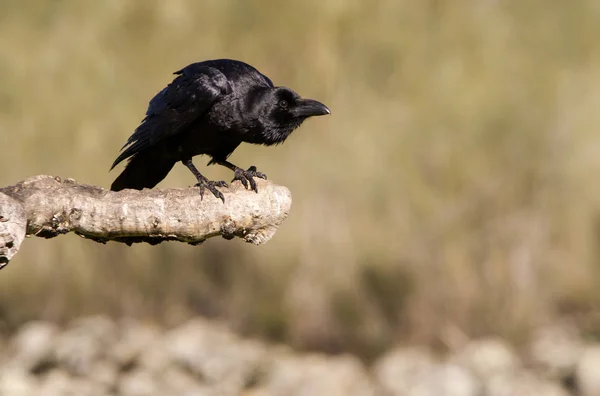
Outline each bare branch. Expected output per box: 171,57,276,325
0,192,27,269
0,175,292,266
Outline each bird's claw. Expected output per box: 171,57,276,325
247,166,267,180
232,166,267,193
194,179,228,203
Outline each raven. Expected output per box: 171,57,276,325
110,59,330,202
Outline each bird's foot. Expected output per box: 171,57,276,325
232,166,267,193
194,179,228,203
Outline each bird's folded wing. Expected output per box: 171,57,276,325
111,65,231,169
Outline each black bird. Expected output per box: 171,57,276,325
110,59,330,202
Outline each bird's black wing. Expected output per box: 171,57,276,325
111,64,231,169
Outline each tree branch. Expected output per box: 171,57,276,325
0,175,292,268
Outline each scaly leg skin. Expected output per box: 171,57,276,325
182,159,228,203
216,160,267,193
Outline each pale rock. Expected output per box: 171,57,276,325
257,352,375,396
54,315,118,375
38,369,108,396
576,344,600,396
37,369,72,396
89,360,119,388
118,368,164,396
530,322,583,379
452,338,520,380
161,365,202,393
67,377,110,396
373,347,437,395
486,371,569,396
109,319,161,368
163,318,267,393
0,366,39,396
410,363,481,396
138,337,171,373
7,321,59,371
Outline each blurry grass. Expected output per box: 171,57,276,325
2,0,600,358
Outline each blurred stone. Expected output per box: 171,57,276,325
530,322,584,379
373,347,437,395
410,364,481,396
109,319,161,368
452,338,521,380
38,366,113,396
576,344,600,396
89,360,119,388
0,367,39,396
67,377,111,396
37,369,114,396
38,369,72,396
161,366,222,396
118,368,164,396
54,315,117,375
161,366,201,393
0,315,584,396
175,387,222,396
7,320,59,372
163,318,267,394
255,352,375,396
161,366,234,395
374,347,481,396
138,339,171,374
486,371,569,396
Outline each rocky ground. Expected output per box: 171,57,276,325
0,316,599,396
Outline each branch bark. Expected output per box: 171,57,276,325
0,175,292,268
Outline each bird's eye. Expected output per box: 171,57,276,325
279,100,288,109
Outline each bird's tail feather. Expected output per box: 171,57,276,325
110,149,175,191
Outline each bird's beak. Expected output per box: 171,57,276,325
293,99,331,117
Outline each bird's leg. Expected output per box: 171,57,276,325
182,159,228,203
215,160,267,193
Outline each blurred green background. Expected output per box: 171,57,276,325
2,0,600,360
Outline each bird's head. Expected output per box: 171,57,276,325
249,86,330,145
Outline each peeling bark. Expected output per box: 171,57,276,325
0,175,292,267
